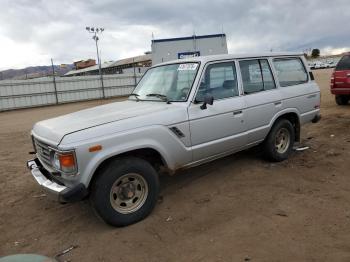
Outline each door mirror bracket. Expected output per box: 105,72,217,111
200,95,214,110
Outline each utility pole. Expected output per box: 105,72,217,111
51,58,58,104
133,57,137,87
86,26,105,99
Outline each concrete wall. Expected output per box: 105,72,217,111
0,74,142,111
151,34,228,65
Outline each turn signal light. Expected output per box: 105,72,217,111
59,153,75,168
89,145,102,152
52,151,77,174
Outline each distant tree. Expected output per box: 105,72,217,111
311,49,320,58
303,53,308,59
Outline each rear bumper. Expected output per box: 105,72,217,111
331,88,350,95
27,159,88,203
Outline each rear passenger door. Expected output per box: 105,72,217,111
188,61,246,161
239,59,281,144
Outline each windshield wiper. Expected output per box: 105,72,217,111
129,93,140,101
146,93,170,103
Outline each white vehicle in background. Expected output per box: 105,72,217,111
308,62,315,69
325,61,335,68
314,61,326,69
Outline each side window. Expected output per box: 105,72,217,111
196,62,238,101
260,60,276,90
273,58,308,87
239,59,276,94
336,55,350,70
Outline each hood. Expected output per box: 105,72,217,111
32,100,173,145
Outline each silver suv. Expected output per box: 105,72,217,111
27,53,321,226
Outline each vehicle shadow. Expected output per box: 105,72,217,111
159,146,264,193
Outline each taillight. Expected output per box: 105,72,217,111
330,71,335,89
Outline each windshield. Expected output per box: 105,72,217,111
130,62,199,102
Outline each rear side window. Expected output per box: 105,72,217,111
239,59,276,94
273,58,308,87
336,55,350,70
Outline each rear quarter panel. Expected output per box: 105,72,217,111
279,81,320,124
274,56,320,125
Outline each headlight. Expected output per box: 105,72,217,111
53,153,61,170
51,150,77,174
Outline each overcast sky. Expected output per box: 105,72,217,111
0,0,349,70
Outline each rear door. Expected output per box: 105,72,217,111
333,55,350,91
239,58,281,144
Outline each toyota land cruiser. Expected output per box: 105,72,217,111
27,53,321,226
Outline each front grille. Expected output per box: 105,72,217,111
34,138,53,169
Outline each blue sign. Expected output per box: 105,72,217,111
178,51,200,59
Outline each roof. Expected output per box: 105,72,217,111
64,61,113,76
152,34,226,43
108,54,151,67
156,52,304,66
64,54,152,76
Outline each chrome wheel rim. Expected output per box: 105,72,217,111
110,173,148,214
275,128,290,154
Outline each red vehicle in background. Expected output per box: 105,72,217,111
331,53,350,105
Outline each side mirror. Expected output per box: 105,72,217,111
200,95,214,110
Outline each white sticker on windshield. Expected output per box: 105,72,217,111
178,63,198,71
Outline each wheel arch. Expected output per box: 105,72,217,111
88,147,168,191
269,110,301,142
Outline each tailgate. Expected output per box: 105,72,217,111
333,70,350,89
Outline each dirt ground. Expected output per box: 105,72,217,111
1,69,350,262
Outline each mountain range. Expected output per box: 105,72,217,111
0,64,75,80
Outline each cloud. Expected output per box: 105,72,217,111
0,0,349,69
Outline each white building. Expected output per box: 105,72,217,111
151,34,228,65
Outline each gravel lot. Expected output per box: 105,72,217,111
1,69,350,261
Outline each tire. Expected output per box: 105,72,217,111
263,119,295,162
335,95,349,105
90,157,159,227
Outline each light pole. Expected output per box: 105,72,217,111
86,26,105,99
51,58,58,104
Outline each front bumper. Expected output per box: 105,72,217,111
27,158,88,203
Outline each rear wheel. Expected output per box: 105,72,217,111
335,95,350,105
263,119,295,162
90,157,159,227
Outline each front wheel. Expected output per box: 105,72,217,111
263,119,295,162
90,157,159,227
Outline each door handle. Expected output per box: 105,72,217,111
233,110,242,115
307,94,317,99
274,101,282,106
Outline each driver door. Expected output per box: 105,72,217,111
188,61,247,161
